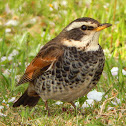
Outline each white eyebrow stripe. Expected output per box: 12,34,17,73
66,22,97,31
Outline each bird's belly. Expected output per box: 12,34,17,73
41,83,95,102
36,73,96,102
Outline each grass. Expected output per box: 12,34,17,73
0,0,126,125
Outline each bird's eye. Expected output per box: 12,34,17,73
81,25,87,30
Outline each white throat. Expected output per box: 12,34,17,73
63,31,100,51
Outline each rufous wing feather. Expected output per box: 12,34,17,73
17,43,64,86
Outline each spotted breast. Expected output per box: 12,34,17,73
34,45,105,102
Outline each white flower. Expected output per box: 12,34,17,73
116,97,121,104
49,21,55,26
5,19,18,26
103,3,109,8
3,69,11,75
111,97,121,105
122,69,126,75
55,101,63,105
6,104,9,107
115,21,119,24
61,0,67,6
53,2,58,10
7,49,19,61
30,18,37,24
111,101,117,105
0,106,4,110
41,31,45,37
25,62,29,67
62,10,67,15
2,100,6,103
1,56,7,62
103,48,110,54
41,33,51,40
81,90,104,109
49,7,53,11
82,99,94,108
15,75,21,82
111,67,126,76
9,49,19,57
5,3,13,14
107,106,115,111
0,112,7,117
85,0,92,7
5,28,11,33
111,67,118,76
103,48,112,57
75,101,79,107
105,95,108,98
0,38,2,41
87,90,104,101
8,97,16,103
8,56,13,61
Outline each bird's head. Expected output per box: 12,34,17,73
59,17,112,51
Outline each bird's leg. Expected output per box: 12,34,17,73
69,101,78,115
70,101,76,109
70,101,82,115
45,100,50,116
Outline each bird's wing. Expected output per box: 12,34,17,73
17,43,64,86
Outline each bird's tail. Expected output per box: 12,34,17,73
13,90,40,107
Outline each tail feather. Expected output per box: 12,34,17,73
13,90,40,107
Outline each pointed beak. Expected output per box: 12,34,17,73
94,23,112,32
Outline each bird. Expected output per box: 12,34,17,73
13,17,112,113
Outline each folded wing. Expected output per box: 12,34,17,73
17,43,64,86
